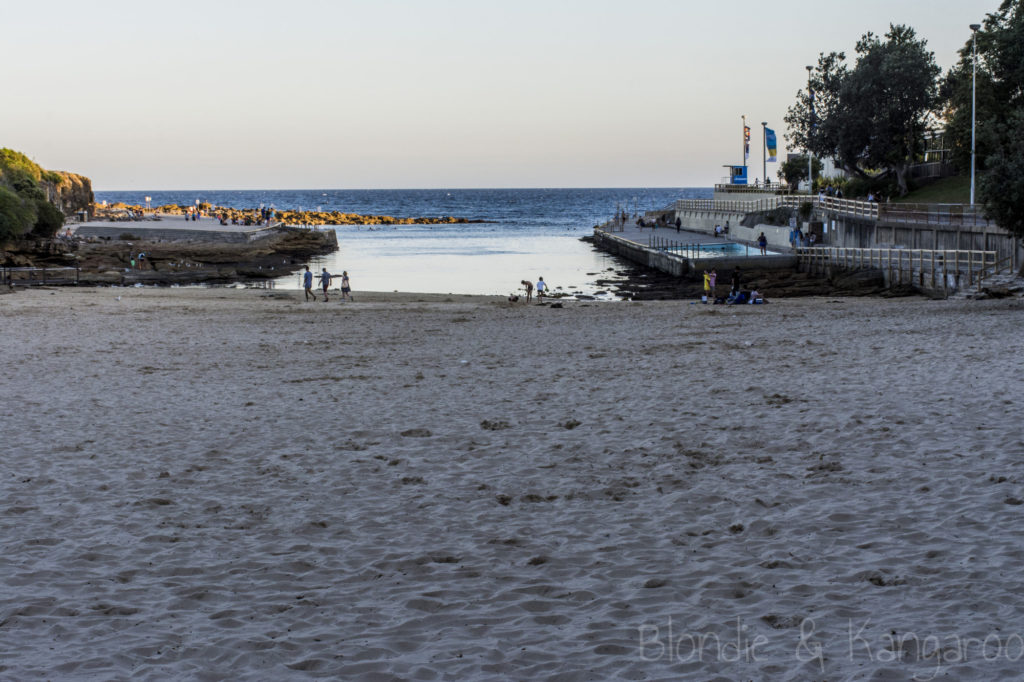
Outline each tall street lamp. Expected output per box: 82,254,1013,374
970,23,981,206
806,65,814,194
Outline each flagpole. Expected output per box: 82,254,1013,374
762,122,767,186
741,115,746,167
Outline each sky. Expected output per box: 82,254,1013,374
2,0,997,190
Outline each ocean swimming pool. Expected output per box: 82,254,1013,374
656,241,782,258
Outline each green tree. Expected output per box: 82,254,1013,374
785,25,941,196
784,51,848,172
778,155,822,188
0,186,37,242
32,198,65,238
974,0,1024,238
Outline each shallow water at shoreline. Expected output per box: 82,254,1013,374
95,188,711,294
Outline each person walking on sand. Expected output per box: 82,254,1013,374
521,279,534,303
702,269,711,303
303,265,317,302
709,268,717,298
536,277,547,300
318,268,332,302
340,271,353,301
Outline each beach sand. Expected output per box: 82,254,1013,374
2,287,1023,680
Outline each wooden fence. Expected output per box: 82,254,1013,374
795,246,1012,293
2,266,81,287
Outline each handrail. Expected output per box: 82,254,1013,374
665,195,996,227
1,266,81,287
794,246,1007,293
713,183,794,195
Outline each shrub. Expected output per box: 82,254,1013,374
0,148,44,184
32,198,65,238
844,176,897,201
0,185,37,242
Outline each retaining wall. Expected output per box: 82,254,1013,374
660,209,794,251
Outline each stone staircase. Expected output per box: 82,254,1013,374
948,271,1024,300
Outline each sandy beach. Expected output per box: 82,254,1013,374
2,287,1023,680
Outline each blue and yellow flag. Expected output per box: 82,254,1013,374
766,128,777,162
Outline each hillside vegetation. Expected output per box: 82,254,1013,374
0,148,85,242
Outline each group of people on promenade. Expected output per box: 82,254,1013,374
637,215,683,232
303,266,352,303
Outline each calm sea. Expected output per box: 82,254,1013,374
93,188,711,295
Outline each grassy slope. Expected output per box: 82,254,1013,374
893,175,970,204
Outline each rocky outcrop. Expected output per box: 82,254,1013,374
42,171,93,215
600,263,900,300
107,203,482,227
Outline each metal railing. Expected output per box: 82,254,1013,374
713,183,794,194
878,204,992,228
795,247,1009,293
665,195,997,229
666,197,794,213
648,235,762,259
2,266,81,287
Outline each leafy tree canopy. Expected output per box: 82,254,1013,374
0,148,66,243
785,25,940,196
971,0,1024,238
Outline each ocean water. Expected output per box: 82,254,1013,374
94,188,712,295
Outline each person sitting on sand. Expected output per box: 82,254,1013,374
521,280,534,303
536,277,547,300
303,266,317,302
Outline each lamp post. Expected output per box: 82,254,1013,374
970,23,981,206
806,65,814,194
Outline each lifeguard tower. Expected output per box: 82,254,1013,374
723,165,748,185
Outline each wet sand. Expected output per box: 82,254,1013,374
2,287,1023,680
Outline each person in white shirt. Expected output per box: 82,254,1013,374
536,277,547,299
